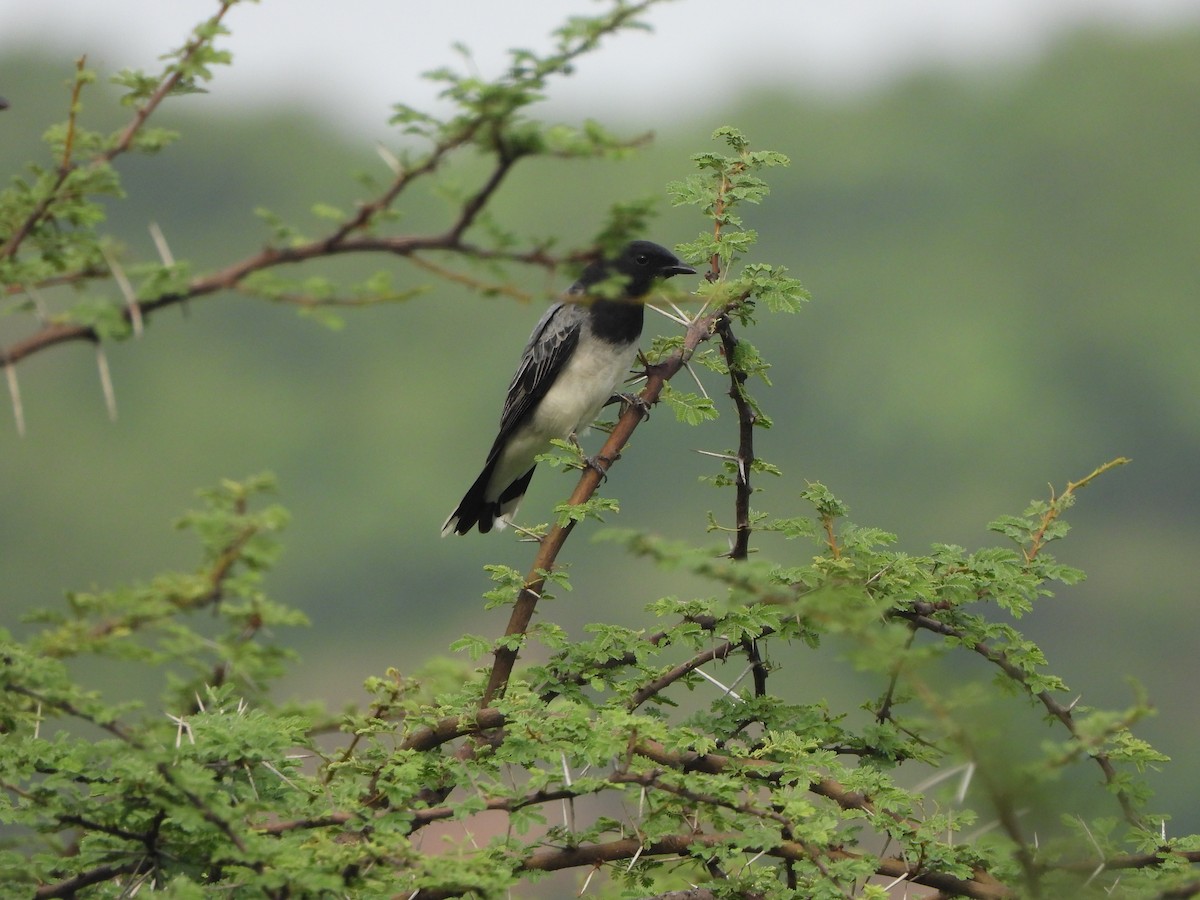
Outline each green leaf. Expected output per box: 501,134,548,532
661,384,718,425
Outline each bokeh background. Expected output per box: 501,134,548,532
3,0,1198,835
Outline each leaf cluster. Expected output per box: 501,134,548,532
3,464,1193,898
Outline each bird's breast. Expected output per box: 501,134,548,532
531,334,640,438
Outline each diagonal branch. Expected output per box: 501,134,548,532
480,294,746,708
896,603,1146,829
1,3,239,266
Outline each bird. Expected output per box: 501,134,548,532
442,240,696,536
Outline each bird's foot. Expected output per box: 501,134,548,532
585,452,618,481
610,391,651,420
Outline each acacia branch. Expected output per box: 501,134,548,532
1,4,237,267
104,2,240,163
480,296,744,708
1023,457,1130,562
624,633,740,710
715,316,755,560
34,861,146,900
0,58,89,262
714,313,769,696
411,830,1009,900
0,0,655,375
896,603,1145,828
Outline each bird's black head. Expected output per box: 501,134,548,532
579,240,696,299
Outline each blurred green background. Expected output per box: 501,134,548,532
2,14,1197,834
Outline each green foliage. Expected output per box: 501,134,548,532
0,0,665,372
4,466,1192,897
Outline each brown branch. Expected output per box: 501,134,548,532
412,830,1010,900
34,861,146,899
399,706,507,754
1158,882,1200,900
715,316,755,560
258,812,355,836
625,634,739,710
633,738,878,821
534,613,721,707
102,1,239,163
0,0,650,372
0,232,548,369
2,4,237,266
0,57,89,262
715,314,768,697
480,298,741,708
1023,457,1130,562
5,684,133,743
0,85,537,370
896,604,1145,828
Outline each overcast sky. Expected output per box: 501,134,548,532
4,0,1200,131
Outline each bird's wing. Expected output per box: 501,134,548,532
492,301,584,447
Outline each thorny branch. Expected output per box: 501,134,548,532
895,601,1147,829
479,292,750,708
0,0,652,398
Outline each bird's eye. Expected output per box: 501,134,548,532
636,254,649,265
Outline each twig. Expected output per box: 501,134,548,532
1024,458,1131,562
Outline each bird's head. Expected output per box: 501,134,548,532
611,240,697,296
577,240,697,300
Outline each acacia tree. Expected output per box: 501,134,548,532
2,2,1196,897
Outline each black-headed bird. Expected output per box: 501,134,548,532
442,240,696,535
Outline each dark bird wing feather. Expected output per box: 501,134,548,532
489,301,583,452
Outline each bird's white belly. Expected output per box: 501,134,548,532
531,337,639,437
487,337,638,499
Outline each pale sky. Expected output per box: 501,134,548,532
3,0,1200,132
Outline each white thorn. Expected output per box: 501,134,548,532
956,761,975,804
914,761,972,794
102,247,142,338
740,849,767,871
5,362,25,437
375,143,403,176
624,844,644,873
95,344,117,422
881,871,910,891
165,712,194,747
261,760,299,790
148,221,176,266
684,361,710,399
694,666,744,702
1082,861,1106,889
578,863,598,895
645,302,688,326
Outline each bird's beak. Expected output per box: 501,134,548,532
664,264,697,277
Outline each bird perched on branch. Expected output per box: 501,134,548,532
442,240,696,536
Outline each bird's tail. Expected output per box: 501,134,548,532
441,459,536,536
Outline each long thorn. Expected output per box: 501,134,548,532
684,361,710,399
102,247,143,338
95,344,117,421
148,221,175,266
5,362,25,437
